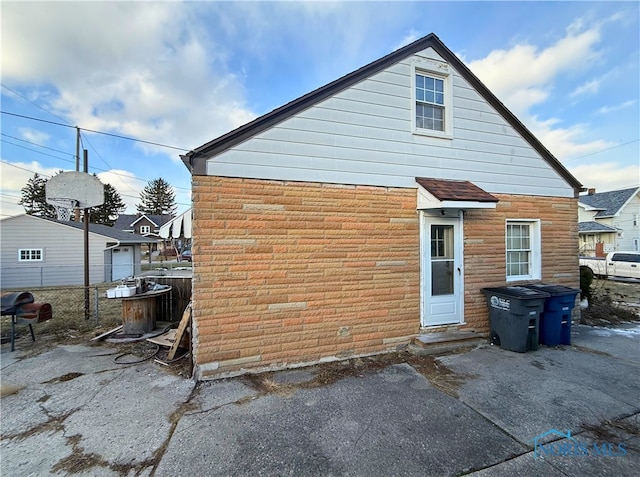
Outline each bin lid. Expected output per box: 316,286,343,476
482,286,550,299
522,284,580,296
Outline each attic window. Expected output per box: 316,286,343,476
412,67,453,139
416,74,444,131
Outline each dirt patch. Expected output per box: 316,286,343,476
42,372,84,384
1,408,77,441
242,350,474,399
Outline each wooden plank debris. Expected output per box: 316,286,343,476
168,302,191,360
91,325,123,341
147,329,178,348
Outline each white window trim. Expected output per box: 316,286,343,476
411,63,453,139
140,225,151,234
18,248,44,262
505,219,541,282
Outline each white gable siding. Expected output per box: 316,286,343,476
0,215,110,288
206,47,574,198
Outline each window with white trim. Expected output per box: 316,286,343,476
412,64,452,138
19,249,43,261
506,220,541,281
416,74,445,131
140,225,151,234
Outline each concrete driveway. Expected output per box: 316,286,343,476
1,323,639,476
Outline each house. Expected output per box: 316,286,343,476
113,213,174,256
0,214,154,289
578,187,640,256
180,33,583,380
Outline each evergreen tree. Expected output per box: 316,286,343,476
91,181,126,226
136,178,176,216
19,173,57,218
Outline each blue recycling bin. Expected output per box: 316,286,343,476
523,284,580,346
482,287,550,352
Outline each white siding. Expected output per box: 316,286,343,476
207,47,574,198
0,215,110,288
612,193,640,251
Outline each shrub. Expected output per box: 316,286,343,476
579,265,594,300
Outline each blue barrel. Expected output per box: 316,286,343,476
523,284,580,346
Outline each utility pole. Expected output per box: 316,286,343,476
74,127,81,222
83,149,90,320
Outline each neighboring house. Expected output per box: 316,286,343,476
578,187,640,256
113,213,173,254
113,213,172,237
0,214,154,289
180,33,583,380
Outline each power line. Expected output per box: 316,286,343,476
0,134,191,192
1,133,76,157
563,139,639,163
0,159,54,177
1,83,73,125
0,139,76,164
1,110,190,152
0,160,192,207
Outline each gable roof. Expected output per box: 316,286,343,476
578,187,639,218
182,33,582,192
113,214,172,230
41,217,155,243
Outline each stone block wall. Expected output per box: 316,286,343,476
191,176,578,379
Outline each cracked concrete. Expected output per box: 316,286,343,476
2,324,639,476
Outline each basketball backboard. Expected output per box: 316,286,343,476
46,171,104,209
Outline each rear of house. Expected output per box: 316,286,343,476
182,33,582,380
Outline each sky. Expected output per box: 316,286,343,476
1,1,638,219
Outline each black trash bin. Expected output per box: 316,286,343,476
482,287,550,352
523,284,580,346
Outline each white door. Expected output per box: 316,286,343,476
421,215,463,327
112,247,133,281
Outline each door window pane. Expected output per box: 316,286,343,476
431,225,454,295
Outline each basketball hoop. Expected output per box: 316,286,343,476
50,198,78,221
45,172,104,222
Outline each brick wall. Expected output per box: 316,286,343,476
192,177,578,379
463,195,579,330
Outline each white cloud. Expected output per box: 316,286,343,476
569,162,640,191
597,100,637,115
394,30,421,51
96,169,145,213
530,117,611,160
0,160,62,217
1,2,256,159
467,26,601,116
19,128,50,145
570,79,601,98
466,20,621,161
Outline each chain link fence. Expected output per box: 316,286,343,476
1,278,191,341
1,262,192,289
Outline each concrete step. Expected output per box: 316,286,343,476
408,330,486,356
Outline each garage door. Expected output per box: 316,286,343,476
112,247,133,281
